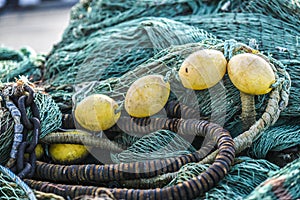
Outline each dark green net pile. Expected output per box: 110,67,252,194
0,48,62,165
0,0,300,199
245,157,300,200
0,47,44,82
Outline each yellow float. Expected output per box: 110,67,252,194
48,131,89,164
179,49,227,90
125,74,170,117
74,94,121,131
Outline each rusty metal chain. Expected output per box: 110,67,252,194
4,84,41,179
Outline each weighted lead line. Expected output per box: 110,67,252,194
34,118,234,184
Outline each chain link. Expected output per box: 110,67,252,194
3,84,41,179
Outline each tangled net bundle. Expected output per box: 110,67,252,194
0,0,299,199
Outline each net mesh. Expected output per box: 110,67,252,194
45,17,215,110
0,165,36,200
245,157,300,200
168,156,280,199
72,39,287,137
55,0,221,46
44,0,300,118
0,46,44,83
111,130,196,163
0,47,62,165
248,119,300,162
0,108,14,166
1,0,300,199
27,92,62,138
60,0,299,46
175,12,300,117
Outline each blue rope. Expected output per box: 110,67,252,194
0,165,36,200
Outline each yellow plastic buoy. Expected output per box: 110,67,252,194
74,94,120,131
24,144,44,160
227,53,276,95
125,74,170,118
35,144,44,160
227,53,276,130
179,49,227,90
49,131,89,164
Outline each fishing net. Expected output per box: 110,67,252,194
0,47,60,165
176,13,299,66
1,0,299,199
45,17,215,110
0,46,44,83
248,120,300,167
44,0,299,124
175,12,300,117
0,165,36,200
72,39,289,138
58,0,299,46
111,130,196,163
0,91,62,165
55,0,222,46
44,0,300,117
230,0,300,24
27,92,62,138
0,106,14,166
245,157,300,200
168,156,280,199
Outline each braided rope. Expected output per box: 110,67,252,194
40,131,124,152
34,190,64,200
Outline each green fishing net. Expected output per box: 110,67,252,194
0,47,61,164
248,120,300,166
245,157,300,200
0,108,14,166
60,0,299,46
0,46,44,83
0,165,36,200
55,0,220,46
230,0,300,23
168,156,279,199
72,39,288,137
27,92,62,138
0,0,299,199
0,91,62,165
44,0,300,120
175,12,300,117
111,130,196,163
0,46,62,165
45,17,215,110
176,13,299,66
